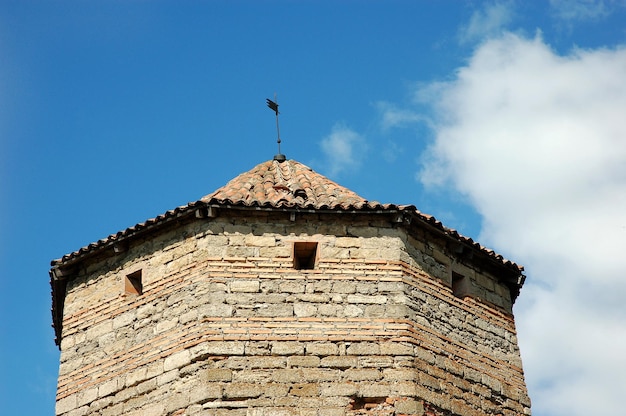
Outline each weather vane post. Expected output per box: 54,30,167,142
267,94,285,162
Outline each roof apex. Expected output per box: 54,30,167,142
201,159,368,209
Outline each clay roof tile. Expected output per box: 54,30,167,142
202,159,367,209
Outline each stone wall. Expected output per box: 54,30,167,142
56,211,530,415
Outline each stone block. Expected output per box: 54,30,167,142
346,342,380,355
245,235,276,247
294,303,317,317
230,280,260,293
378,281,405,293
112,310,136,329
204,368,233,381
320,356,357,369
257,303,293,317
394,399,424,414
301,368,342,382
334,237,359,248
235,369,273,383
358,383,392,397
85,321,113,341
271,342,304,355
279,281,305,293
125,367,148,387
245,342,272,356
98,378,119,398
155,317,179,334
164,391,190,413
297,293,329,303
164,349,191,372
264,383,290,398
198,303,233,318
319,408,348,416
393,381,418,396
380,342,413,356
287,356,320,367
223,383,263,399
271,369,304,383
189,383,222,403
204,341,246,355
320,382,358,397
346,294,387,304
250,356,287,369
88,397,112,413
343,304,363,317
56,394,77,414
332,281,356,294
289,383,319,396
344,368,381,381
77,387,98,407
358,356,394,368
419,371,441,390
66,405,89,416
383,368,417,381
306,343,338,356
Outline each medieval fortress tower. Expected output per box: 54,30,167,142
50,156,531,415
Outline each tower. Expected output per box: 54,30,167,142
50,158,531,415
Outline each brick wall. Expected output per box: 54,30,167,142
55,211,530,415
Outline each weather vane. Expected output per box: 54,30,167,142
266,94,285,162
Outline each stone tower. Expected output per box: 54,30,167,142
50,158,531,416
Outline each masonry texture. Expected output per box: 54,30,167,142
50,159,531,416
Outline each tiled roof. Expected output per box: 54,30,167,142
50,159,524,275
202,159,373,209
50,157,525,346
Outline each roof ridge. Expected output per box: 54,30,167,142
202,159,367,208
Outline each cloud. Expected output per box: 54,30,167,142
320,123,366,177
459,1,514,44
376,101,430,131
549,0,611,22
416,33,626,415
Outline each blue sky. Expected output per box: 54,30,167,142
2,1,626,415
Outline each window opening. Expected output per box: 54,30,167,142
293,242,317,270
125,270,143,295
452,271,468,298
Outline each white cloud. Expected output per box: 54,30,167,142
320,123,366,177
550,0,611,22
416,33,626,415
459,1,514,44
376,101,430,131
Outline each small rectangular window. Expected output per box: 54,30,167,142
452,271,469,298
125,270,143,295
293,242,318,270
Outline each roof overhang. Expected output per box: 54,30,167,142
50,199,525,347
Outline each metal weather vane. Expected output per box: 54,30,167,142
267,94,285,161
